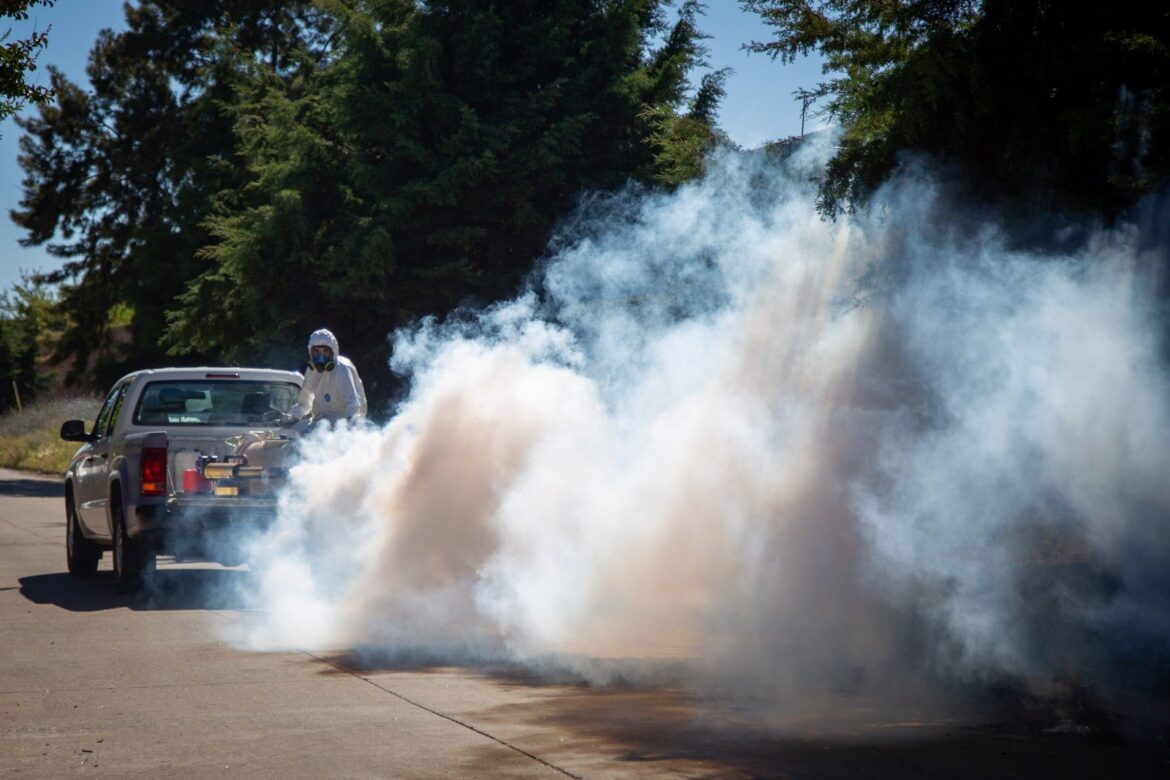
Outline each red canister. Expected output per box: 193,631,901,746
182,468,209,493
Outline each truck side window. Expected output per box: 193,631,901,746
91,390,119,439
93,384,128,439
104,385,129,437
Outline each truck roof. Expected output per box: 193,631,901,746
115,367,304,384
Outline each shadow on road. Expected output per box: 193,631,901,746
321,651,1170,780
19,568,254,612
324,647,692,690
0,476,63,498
491,688,1169,780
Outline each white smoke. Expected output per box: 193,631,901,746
238,135,1170,721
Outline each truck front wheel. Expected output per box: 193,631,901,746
65,492,101,576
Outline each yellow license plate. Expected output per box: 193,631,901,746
213,486,239,497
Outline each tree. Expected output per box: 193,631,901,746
0,272,62,410
743,0,1170,221
11,1,339,388
646,68,730,187
14,1,721,406
164,0,722,411
1,0,54,129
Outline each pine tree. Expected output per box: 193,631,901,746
166,0,721,410
744,0,1170,221
1,0,54,129
12,1,338,387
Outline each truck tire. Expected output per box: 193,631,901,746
112,500,153,594
65,492,101,576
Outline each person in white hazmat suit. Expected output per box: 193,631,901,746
287,328,368,423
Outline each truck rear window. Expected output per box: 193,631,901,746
132,380,300,427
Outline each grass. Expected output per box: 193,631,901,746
0,395,102,475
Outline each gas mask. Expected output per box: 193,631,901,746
311,351,335,372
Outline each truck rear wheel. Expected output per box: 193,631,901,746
65,493,100,576
112,501,154,594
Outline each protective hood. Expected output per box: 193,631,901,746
307,328,339,356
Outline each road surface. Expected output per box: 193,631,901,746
2,468,1167,778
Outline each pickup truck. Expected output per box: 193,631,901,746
60,367,304,592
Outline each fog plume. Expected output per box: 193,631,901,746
241,136,1170,722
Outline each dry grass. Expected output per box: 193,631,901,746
0,395,102,475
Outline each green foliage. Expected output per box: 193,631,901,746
0,393,100,474
0,273,62,412
162,0,721,407
12,1,341,388
646,69,730,186
12,0,722,408
744,0,1170,221
0,0,54,127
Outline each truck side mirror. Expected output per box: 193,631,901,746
60,419,96,443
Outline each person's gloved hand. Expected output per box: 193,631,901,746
277,413,298,427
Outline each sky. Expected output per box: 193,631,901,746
0,1,829,296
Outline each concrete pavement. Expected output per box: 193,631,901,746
1,471,570,777
2,468,1168,778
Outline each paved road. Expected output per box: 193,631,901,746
2,468,1168,778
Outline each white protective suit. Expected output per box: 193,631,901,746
290,328,368,422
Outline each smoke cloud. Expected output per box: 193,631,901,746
238,134,1170,727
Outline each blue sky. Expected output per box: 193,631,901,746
0,1,828,295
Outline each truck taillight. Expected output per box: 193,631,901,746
142,447,167,496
